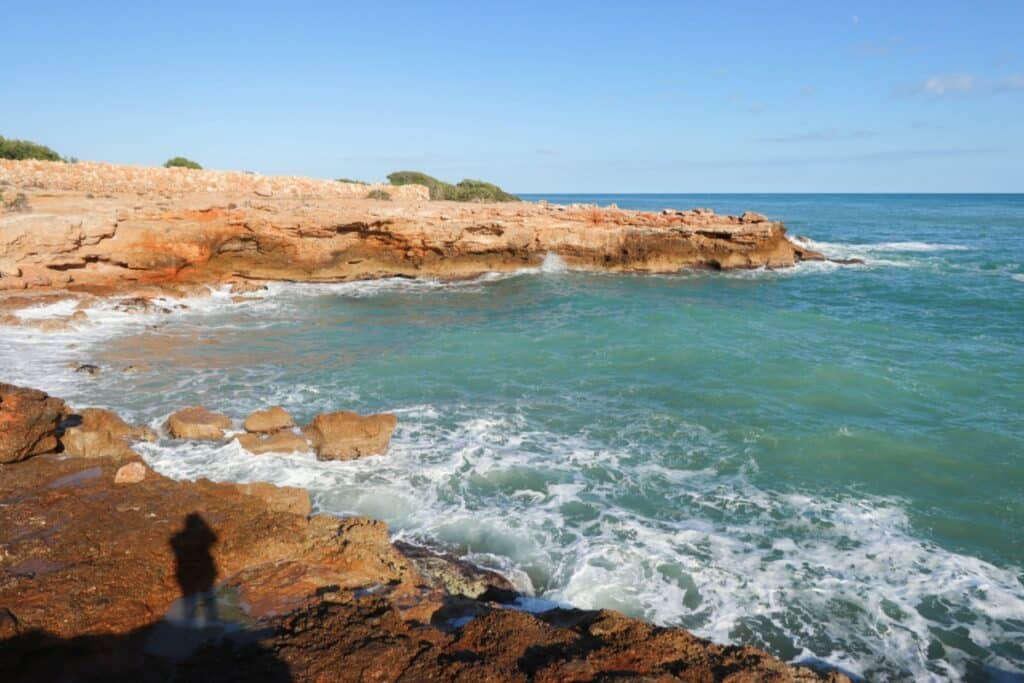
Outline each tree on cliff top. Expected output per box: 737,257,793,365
0,135,62,161
164,156,203,170
387,171,518,202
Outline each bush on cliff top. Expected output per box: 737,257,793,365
387,171,518,202
164,156,202,170
0,135,62,162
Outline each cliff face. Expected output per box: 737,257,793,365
0,160,822,294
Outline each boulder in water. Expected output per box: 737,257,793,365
304,410,397,461
243,406,294,434
165,406,232,440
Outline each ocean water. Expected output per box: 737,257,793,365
2,194,1023,681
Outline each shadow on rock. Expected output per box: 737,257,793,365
0,512,292,682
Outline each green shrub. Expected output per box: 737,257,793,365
387,171,518,202
0,135,62,161
366,189,392,200
164,156,202,170
337,177,368,185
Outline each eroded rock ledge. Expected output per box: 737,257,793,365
0,160,823,296
0,383,848,682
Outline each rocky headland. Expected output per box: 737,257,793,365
0,382,849,682
0,160,824,302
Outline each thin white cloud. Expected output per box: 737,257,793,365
755,129,876,143
898,72,1024,97
997,74,1024,91
921,73,975,95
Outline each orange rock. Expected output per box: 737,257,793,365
242,405,294,434
304,411,397,461
0,383,67,463
113,461,147,484
61,407,152,459
165,406,232,440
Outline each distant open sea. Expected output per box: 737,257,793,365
3,194,1022,681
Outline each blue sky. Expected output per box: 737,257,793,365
2,1,1022,192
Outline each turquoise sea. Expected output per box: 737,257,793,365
2,194,1022,681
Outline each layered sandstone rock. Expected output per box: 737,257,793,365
305,410,398,460
0,160,823,295
0,383,67,463
165,406,233,440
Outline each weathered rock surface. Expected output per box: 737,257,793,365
165,406,232,440
61,407,154,459
0,392,847,682
305,410,398,460
0,160,823,296
0,383,67,463
235,430,312,455
243,405,294,433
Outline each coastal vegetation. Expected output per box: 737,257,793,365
366,189,392,200
337,177,368,185
0,135,62,162
164,156,202,170
387,171,518,202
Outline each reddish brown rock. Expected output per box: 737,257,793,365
305,410,398,461
242,405,294,433
0,160,823,298
0,383,67,464
231,481,311,516
0,392,847,682
60,407,152,460
235,430,311,455
165,406,232,440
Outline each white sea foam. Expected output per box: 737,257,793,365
129,406,1024,682
2,269,1021,681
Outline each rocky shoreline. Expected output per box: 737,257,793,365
0,382,849,682
1,160,851,680
1,160,825,301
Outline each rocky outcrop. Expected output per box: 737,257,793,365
0,383,67,463
60,407,155,459
165,406,232,440
0,160,823,295
0,393,847,682
242,406,294,434
305,410,398,460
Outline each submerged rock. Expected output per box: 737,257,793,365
304,410,398,461
165,406,232,440
0,383,67,463
234,430,311,455
242,405,294,434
